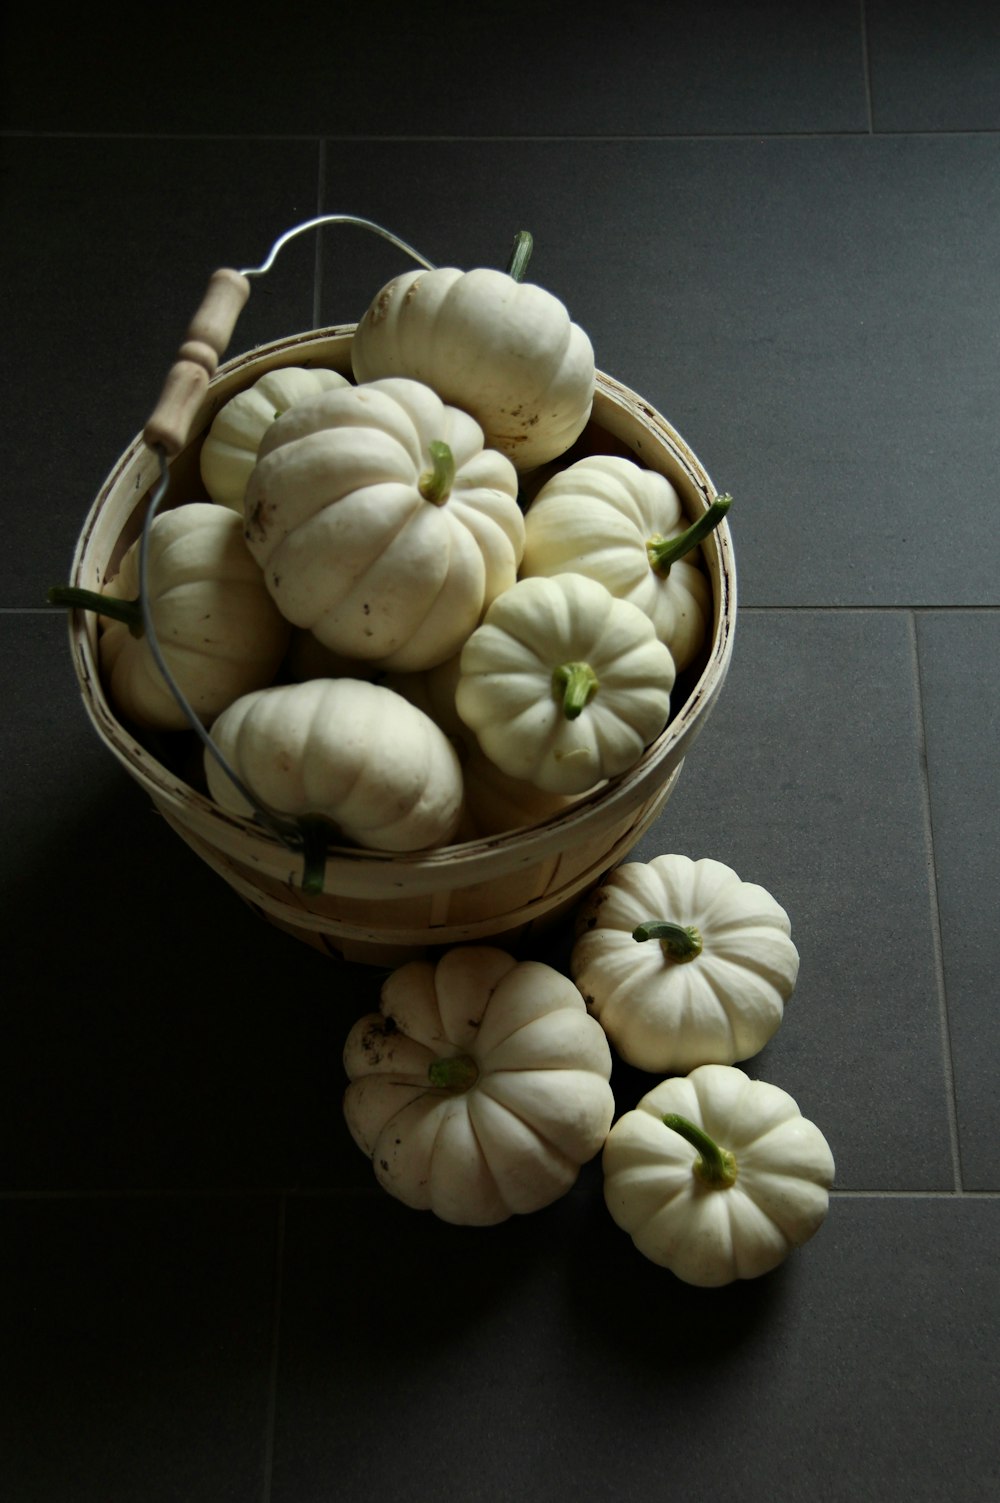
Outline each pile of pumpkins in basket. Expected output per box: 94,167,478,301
54,240,834,1286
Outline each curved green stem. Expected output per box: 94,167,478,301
428,1054,479,1092
418,441,456,505
552,661,599,720
646,493,733,579
48,584,144,638
632,920,703,962
662,1113,738,1188
505,229,534,282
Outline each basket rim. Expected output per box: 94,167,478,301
66,325,737,884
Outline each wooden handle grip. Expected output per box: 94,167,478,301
143,268,251,455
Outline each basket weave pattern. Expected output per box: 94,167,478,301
66,327,736,965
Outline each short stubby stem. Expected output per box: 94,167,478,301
632,920,703,962
418,441,456,505
646,493,733,579
428,1054,480,1092
48,585,144,638
552,661,599,720
662,1113,738,1188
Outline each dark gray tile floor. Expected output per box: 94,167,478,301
3,3,998,1499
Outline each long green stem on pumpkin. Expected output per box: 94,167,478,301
552,661,599,720
505,230,534,282
632,920,703,961
646,493,733,579
662,1114,738,1187
47,585,144,638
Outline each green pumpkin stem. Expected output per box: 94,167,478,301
662,1113,738,1188
418,440,456,505
47,584,144,638
632,920,703,962
295,815,337,896
552,661,599,720
646,493,733,579
505,229,534,282
428,1054,479,1092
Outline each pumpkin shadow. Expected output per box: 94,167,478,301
303,1160,790,1391
284,1186,570,1379
561,1156,793,1378
559,1045,795,1375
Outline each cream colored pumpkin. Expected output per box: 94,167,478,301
200,365,351,511
455,572,676,795
603,1065,835,1286
572,854,799,1072
204,677,464,852
56,502,290,731
351,265,595,470
243,377,524,671
522,455,725,672
343,946,615,1225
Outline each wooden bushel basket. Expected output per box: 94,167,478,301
64,324,737,965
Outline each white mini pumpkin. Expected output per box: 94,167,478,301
204,677,464,853
200,365,351,511
571,854,800,1073
455,572,676,795
351,264,595,470
603,1064,835,1286
243,377,524,671
52,502,290,731
343,946,615,1225
522,455,729,672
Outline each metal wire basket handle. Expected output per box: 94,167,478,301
142,213,439,456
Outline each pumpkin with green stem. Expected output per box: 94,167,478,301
48,502,289,731
204,677,464,855
343,945,614,1225
603,1064,835,1286
351,232,595,470
455,572,676,796
521,455,730,672
572,854,799,1073
242,376,524,672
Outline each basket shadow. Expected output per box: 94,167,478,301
3,766,388,1190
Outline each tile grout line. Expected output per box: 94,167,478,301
859,0,875,135
260,1192,286,1503
830,1189,999,1199
4,130,1000,143
908,611,964,1193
